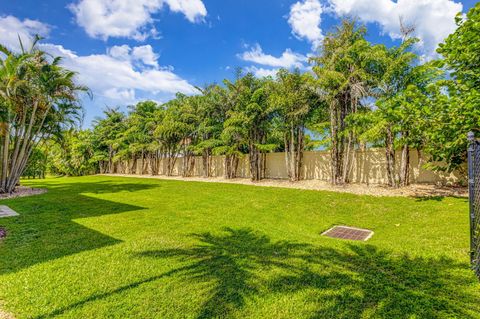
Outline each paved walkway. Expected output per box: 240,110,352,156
0,205,19,218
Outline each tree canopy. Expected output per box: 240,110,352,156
24,6,480,187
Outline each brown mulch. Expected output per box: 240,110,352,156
0,187,47,200
102,174,467,198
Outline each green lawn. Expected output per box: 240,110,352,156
0,176,478,318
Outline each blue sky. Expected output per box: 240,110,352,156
0,0,477,126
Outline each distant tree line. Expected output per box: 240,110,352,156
25,4,480,187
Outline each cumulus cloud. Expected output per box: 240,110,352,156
328,0,463,57
288,0,324,49
132,45,159,67
0,16,50,51
0,14,196,107
107,44,159,68
245,66,279,78
239,44,307,68
69,0,207,40
40,43,196,103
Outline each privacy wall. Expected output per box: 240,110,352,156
113,149,463,185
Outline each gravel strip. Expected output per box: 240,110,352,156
101,174,467,198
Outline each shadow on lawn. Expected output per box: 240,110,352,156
0,180,156,275
136,228,478,319
32,227,479,318
414,195,468,203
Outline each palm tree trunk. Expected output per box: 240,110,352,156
385,126,397,187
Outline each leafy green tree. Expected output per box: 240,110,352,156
192,85,227,177
154,94,198,176
429,3,480,170
46,129,97,176
119,101,158,174
92,108,126,173
353,39,439,186
269,69,320,181
222,73,278,181
22,147,47,179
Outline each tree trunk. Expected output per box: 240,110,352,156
330,104,342,185
202,149,212,177
1,122,10,192
341,133,353,184
182,151,195,177
225,154,238,179
400,143,410,187
385,126,397,187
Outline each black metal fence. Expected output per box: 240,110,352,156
468,132,480,279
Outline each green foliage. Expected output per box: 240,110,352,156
46,130,98,176
438,3,480,91
0,36,86,192
428,3,480,170
37,15,480,180
21,147,47,179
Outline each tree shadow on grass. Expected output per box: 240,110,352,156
0,180,157,274
30,227,479,318
139,227,308,318
414,195,468,202
273,244,480,318
137,228,479,319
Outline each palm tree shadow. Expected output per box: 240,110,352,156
138,229,479,319
272,244,480,318
34,227,479,318
138,227,308,318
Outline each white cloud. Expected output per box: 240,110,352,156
0,14,196,106
103,88,136,102
40,43,196,102
107,44,131,60
239,44,307,68
164,0,207,22
288,0,324,49
245,66,279,78
108,44,159,67
132,45,159,67
69,0,207,40
0,16,50,51
328,0,463,57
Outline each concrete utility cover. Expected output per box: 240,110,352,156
0,205,19,218
322,225,373,241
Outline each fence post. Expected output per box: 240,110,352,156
468,131,476,264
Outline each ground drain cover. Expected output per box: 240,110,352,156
321,225,373,241
0,205,19,218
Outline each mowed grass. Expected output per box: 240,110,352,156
0,176,479,319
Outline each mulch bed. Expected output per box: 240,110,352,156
0,187,47,200
0,227,7,239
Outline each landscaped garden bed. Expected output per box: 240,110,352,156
0,187,47,200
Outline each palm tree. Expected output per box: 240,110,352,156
269,69,320,182
311,20,372,184
0,36,87,193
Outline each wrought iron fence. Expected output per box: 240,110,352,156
468,132,480,279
